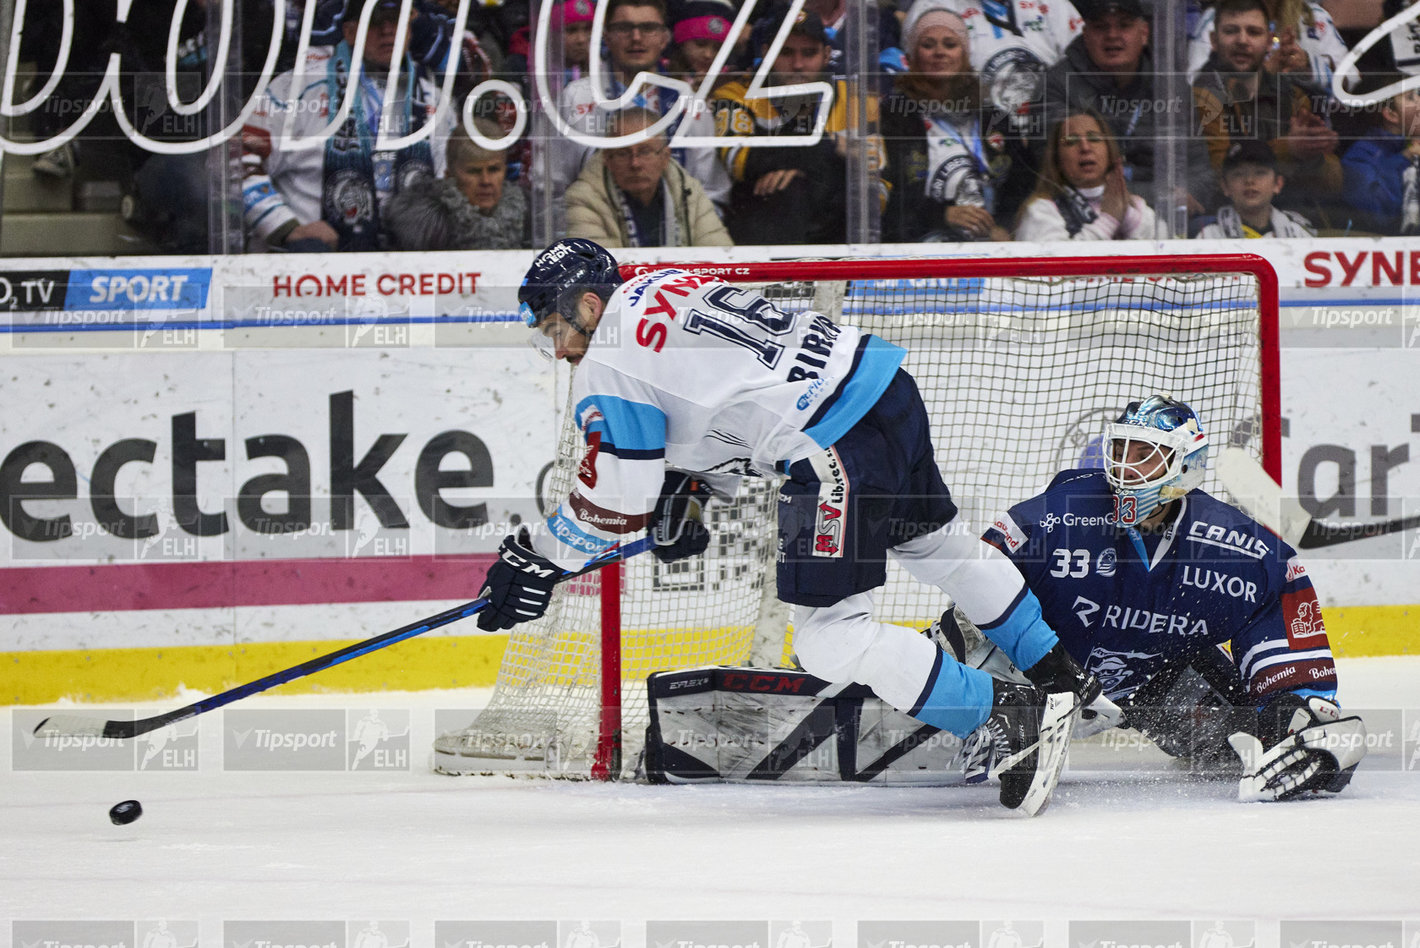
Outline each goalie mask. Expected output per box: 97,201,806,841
518,238,623,358
1103,395,1208,526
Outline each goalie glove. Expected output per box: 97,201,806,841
475,528,560,632
650,471,713,564
1227,694,1366,802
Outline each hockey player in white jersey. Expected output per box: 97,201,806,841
476,238,1098,814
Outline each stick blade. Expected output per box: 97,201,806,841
1215,447,1311,545
32,713,114,739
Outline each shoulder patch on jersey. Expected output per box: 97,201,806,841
1285,555,1307,583
988,512,1028,552
1184,520,1271,559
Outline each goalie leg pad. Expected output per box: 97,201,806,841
643,667,972,785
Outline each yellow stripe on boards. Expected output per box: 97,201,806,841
5,605,1407,705
4,636,511,705
1324,605,1417,657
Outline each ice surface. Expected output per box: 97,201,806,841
3,658,1418,939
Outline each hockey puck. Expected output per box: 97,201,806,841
109,800,142,825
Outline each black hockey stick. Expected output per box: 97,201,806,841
1216,447,1420,550
33,535,654,741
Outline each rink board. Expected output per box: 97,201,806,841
2,240,1419,702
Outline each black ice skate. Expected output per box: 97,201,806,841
980,681,1080,816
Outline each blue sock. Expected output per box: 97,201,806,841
908,650,995,737
980,588,1056,673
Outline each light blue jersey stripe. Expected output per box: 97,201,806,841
803,336,905,448
576,394,667,453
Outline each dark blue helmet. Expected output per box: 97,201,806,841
518,238,623,334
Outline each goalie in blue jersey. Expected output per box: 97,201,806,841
476,238,1103,813
968,394,1366,801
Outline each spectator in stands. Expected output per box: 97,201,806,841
1341,83,1420,235
241,0,449,251
880,2,1014,242
710,5,886,244
933,0,1082,132
1196,138,1316,237
552,0,729,223
1188,0,1351,100
668,0,738,88
556,0,596,77
386,118,530,250
1041,0,1211,220
1015,110,1159,240
1191,0,1342,223
565,107,732,246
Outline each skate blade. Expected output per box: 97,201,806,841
1017,692,1081,817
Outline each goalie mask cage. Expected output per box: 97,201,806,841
435,253,1280,780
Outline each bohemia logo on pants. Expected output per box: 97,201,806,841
810,448,847,558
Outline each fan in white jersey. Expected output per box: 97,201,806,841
472,238,1101,814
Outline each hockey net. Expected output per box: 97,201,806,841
434,253,1280,779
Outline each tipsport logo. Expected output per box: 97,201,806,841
13,919,200,948
1279,919,1403,948
1069,919,1190,948
859,920,994,948
222,709,410,772
436,920,558,948
12,712,199,772
647,920,774,948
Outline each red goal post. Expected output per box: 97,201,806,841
435,252,1281,780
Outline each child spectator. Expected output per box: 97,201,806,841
1197,138,1316,238
1341,84,1420,236
1015,111,1159,241
668,0,738,88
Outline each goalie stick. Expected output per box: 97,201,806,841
1215,447,1420,550
32,535,655,742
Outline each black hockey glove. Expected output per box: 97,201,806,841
476,528,561,632
650,471,713,564
1228,693,1366,801
1022,642,1102,705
